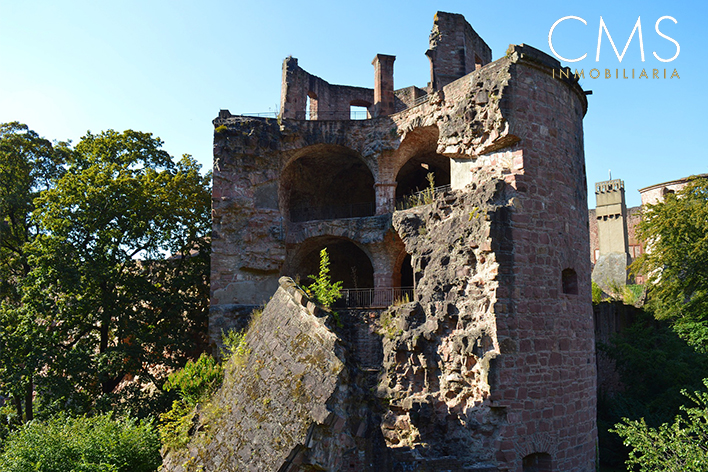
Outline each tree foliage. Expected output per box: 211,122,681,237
612,378,708,471
597,309,708,467
0,122,66,422
635,177,708,351
0,413,161,472
0,124,212,425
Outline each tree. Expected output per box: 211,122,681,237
614,176,708,470
0,123,65,423
12,128,211,418
612,379,708,471
634,177,708,351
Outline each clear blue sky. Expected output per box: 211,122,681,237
1,0,704,207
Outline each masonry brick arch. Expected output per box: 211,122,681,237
280,144,376,222
284,236,375,289
388,125,450,200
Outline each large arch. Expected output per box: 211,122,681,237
280,144,376,222
284,236,374,290
392,126,451,201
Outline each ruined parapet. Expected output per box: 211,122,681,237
280,56,375,120
426,11,492,91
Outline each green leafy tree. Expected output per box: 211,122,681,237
307,248,342,308
612,379,708,471
611,176,708,469
20,129,211,418
635,177,708,351
0,123,65,423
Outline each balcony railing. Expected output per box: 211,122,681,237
395,184,451,210
290,202,376,223
335,287,415,309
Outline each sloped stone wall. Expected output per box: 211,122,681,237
163,278,387,472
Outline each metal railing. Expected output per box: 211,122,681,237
243,111,372,121
411,94,431,107
289,202,375,223
336,287,415,308
395,184,451,210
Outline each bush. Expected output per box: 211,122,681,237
592,281,604,304
159,353,223,450
307,248,342,308
612,378,708,471
163,353,223,406
0,413,161,472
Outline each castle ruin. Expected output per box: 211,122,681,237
201,12,597,472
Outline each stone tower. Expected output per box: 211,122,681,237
592,179,630,289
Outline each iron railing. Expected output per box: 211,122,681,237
243,111,371,120
289,202,375,223
395,184,451,210
336,287,415,308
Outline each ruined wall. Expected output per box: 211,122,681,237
164,278,388,472
427,11,492,90
379,180,508,470
280,57,375,120
393,85,428,112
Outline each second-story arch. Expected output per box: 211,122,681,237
280,144,376,222
390,125,451,203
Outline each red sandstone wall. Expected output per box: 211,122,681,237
489,47,596,471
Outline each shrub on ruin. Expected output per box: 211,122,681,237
307,248,342,308
159,353,223,450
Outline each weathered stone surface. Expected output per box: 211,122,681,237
378,180,507,469
163,278,388,472
592,252,630,292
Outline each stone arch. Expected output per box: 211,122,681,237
284,236,374,289
522,452,552,472
280,144,376,222
392,126,450,200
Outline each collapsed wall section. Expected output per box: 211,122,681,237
379,179,509,470
163,278,388,472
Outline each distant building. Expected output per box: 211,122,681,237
589,174,707,288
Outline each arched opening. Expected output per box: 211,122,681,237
562,268,578,295
282,145,375,222
395,152,450,201
287,237,374,290
394,126,450,206
400,253,414,288
522,452,552,472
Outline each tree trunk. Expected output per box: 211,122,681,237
24,376,33,421
13,394,22,421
